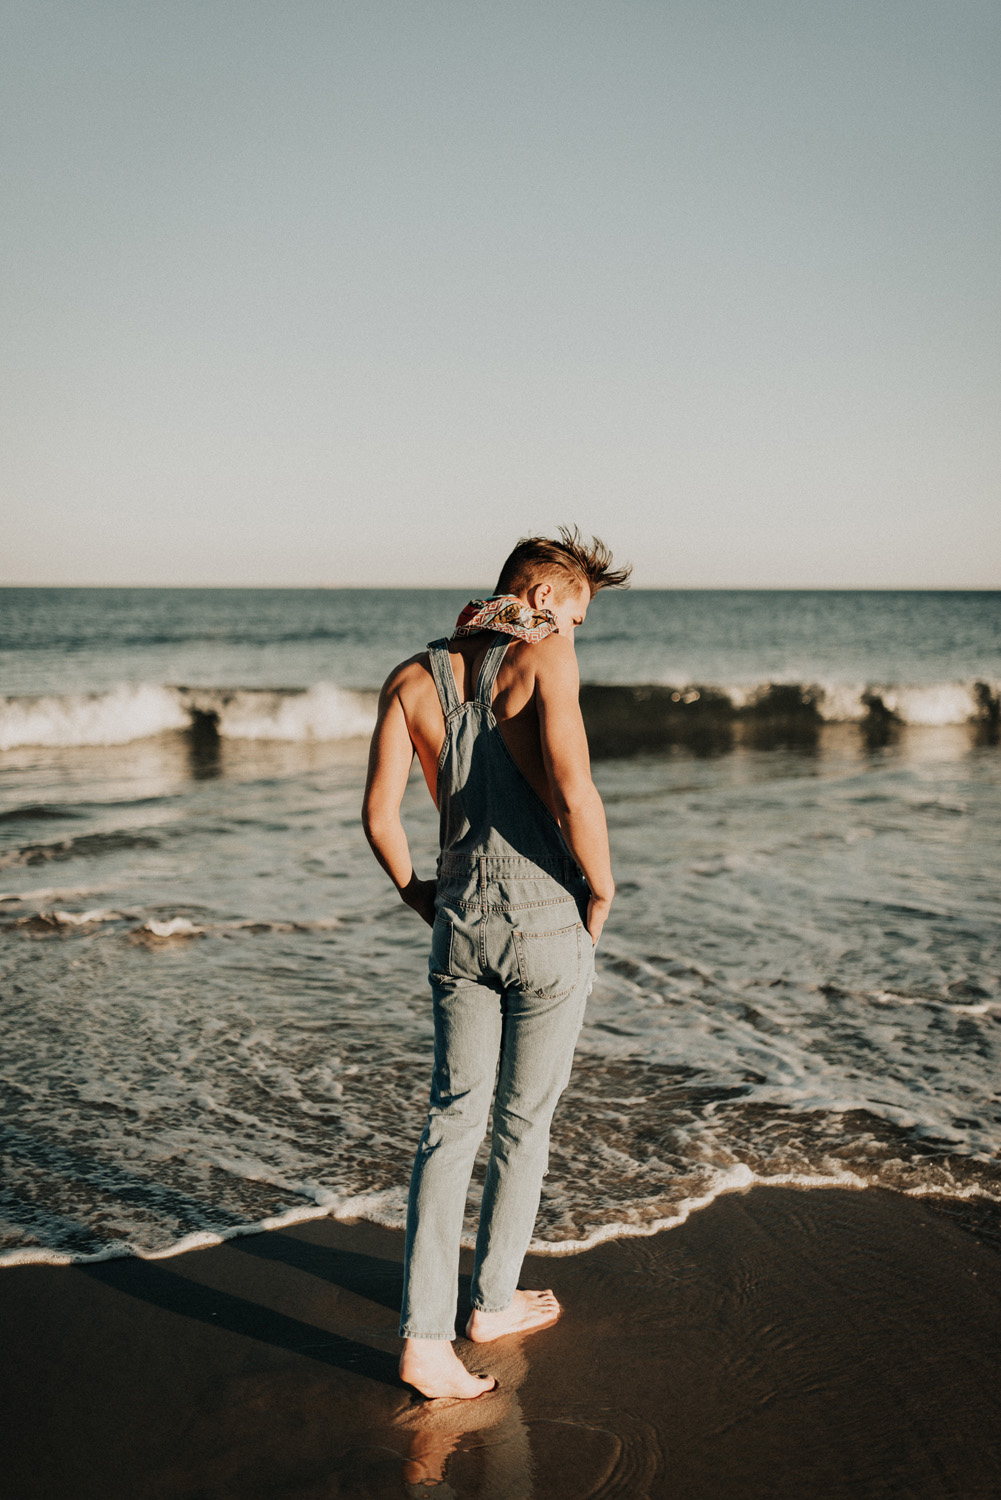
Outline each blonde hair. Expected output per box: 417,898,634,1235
495,526,632,599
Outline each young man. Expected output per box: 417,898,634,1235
362,528,630,1399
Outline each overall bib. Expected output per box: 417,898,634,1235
399,634,594,1340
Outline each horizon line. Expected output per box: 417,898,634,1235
1,582,998,593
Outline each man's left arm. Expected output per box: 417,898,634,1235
362,674,436,926
535,636,615,945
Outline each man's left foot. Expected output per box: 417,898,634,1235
399,1339,497,1399
465,1289,561,1343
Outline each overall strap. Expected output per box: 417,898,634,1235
475,634,511,707
426,638,462,718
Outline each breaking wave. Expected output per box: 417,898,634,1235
0,683,378,750
0,678,998,752
579,679,1001,755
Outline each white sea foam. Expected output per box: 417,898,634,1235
0,682,377,749
0,684,190,749
7,1167,997,1270
141,916,203,938
858,681,993,726
51,908,120,926
1,676,995,752
210,684,376,741
724,678,999,725
813,682,869,721
0,1200,341,1267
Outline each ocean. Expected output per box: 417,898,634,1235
1,586,999,1266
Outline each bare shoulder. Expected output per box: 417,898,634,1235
522,633,579,687
380,651,431,700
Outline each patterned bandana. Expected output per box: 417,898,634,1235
453,594,557,644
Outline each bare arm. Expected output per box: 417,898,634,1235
361,675,436,925
535,637,614,945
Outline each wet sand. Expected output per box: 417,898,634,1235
3,1186,1001,1499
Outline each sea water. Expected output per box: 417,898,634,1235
1,587,998,1264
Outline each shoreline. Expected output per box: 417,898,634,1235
6,1169,1001,1271
7,1164,1001,1272
3,1184,1001,1499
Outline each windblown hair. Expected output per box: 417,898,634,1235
495,526,632,599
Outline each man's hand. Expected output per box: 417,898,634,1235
401,874,437,927
586,892,613,949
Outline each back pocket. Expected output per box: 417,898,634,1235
429,915,479,982
513,923,582,999
428,915,455,980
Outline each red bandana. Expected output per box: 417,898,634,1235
453,594,557,644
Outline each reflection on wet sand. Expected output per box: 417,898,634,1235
390,1343,529,1493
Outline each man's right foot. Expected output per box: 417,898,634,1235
465,1288,561,1343
399,1338,498,1400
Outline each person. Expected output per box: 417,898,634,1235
362,527,631,1399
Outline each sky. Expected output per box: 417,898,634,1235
2,1,999,588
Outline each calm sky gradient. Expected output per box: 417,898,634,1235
2,1,999,587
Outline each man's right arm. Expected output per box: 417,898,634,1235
361,668,436,926
534,635,614,946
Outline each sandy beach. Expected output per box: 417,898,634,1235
3,1184,1000,1499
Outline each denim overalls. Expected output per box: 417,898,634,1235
399,633,595,1340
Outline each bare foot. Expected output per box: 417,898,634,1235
465,1289,561,1343
399,1338,498,1400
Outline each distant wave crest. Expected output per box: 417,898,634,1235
577,679,1000,756
1,677,998,751
0,683,378,750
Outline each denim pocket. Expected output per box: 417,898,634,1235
428,915,454,980
513,922,582,999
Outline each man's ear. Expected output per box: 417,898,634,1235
528,581,553,610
